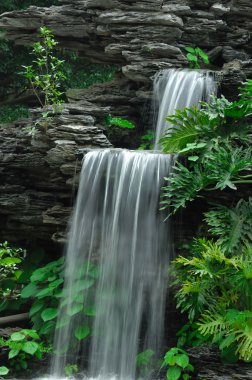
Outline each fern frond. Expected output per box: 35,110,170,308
205,198,252,254
198,310,226,336
234,327,252,361
160,107,213,153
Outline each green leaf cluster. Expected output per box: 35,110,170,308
184,47,209,69
136,349,161,379
173,240,252,361
105,115,136,129
21,258,98,344
138,130,154,150
161,347,194,380
0,242,25,313
0,329,47,374
22,27,67,109
205,198,252,254
160,80,252,216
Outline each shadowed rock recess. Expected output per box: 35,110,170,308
0,0,251,247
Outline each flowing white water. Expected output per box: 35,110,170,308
153,69,217,149
51,149,173,379
33,69,216,380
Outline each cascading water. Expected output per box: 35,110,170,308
37,69,216,380
51,149,173,379
153,69,216,149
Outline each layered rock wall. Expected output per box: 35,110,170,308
0,0,251,82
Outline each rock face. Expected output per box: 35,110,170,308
0,103,112,247
0,0,251,82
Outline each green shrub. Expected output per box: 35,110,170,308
0,329,47,374
0,105,29,123
161,347,194,380
21,258,98,342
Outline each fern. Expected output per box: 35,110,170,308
160,163,209,215
205,199,252,254
205,146,252,191
198,310,226,336
160,107,214,153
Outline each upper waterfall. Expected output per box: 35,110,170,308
153,69,217,150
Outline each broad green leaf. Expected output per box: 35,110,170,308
11,332,25,341
176,354,189,369
30,268,48,282
188,156,199,162
29,299,45,317
22,329,40,340
73,278,95,292
9,349,19,359
21,283,38,298
41,307,58,321
167,366,181,380
56,316,70,330
74,325,90,341
67,303,83,316
36,287,53,299
186,53,198,62
49,278,64,289
185,47,195,54
183,375,189,380
39,321,56,335
105,115,135,129
0,257,22,265
0,367,9,375
22,341,39,355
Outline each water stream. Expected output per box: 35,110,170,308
51,150,173,379
153,69,216,149
35,69,216,380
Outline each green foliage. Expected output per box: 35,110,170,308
176,322,208,349
138,130,154,150
205,199,252,254
23,27,66,108
64,60,118,89
136,349,161,379
0,329,46,374
161,347,194,380
64,364,78,377
184,47,209,69
21,257,64,337
0,367,9,376
173,240,252,361
105,115,136,129
0,242,25,313
0,105,29,123
21,258,98,342
160,81,252,216
198,308,252,361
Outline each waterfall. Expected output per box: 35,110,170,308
37,69,216,380
51,149,173,379
153,69,216,150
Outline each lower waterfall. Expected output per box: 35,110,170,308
51,149,173,379
36,69,216,380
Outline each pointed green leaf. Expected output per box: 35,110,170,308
9,349,19,359
41,307,58,322
11,332,25,341
21,283,38,298
74,325,90,341
167,366,181,380
22,341,39,355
